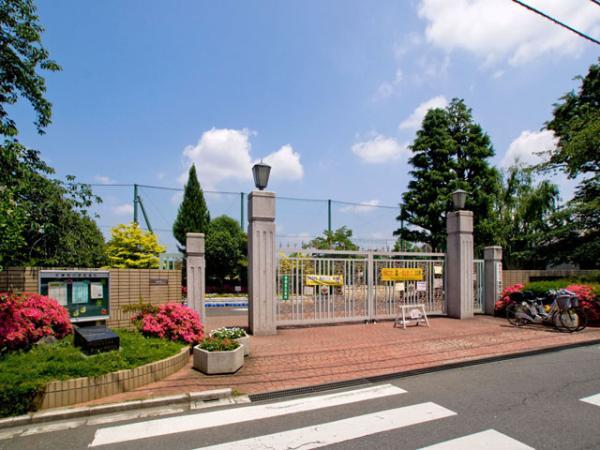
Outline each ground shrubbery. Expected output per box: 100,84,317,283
0,292,73,353
494,280,600,324
131,303,204,345
0,329,184,417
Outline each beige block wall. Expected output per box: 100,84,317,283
503,269,598,287
0,267,181,329
40,346,190,409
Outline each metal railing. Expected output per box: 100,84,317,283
276,248,446,326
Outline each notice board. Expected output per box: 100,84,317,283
39,270,110,323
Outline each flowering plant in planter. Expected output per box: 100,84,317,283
131,303,204,345
210,327,246,339
210,327,250,356
194,336,244,374
198,336,240,352
0,292,72,353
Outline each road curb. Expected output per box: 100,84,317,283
249,338,600,401
0,388,233,430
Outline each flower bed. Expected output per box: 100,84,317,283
0,329,184,417
0,292,72,353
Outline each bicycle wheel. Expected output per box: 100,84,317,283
506,303,527,326
557,308,584,332
571,307,588,332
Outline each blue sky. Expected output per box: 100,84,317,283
13,0,600,251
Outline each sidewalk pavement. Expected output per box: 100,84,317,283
83,316,600,406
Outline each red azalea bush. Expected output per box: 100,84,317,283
131,303,204,345
0,292,73,353
566,284,600,324
494,283,524,315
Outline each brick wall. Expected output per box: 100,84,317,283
503,269,597,287
0,267,181,328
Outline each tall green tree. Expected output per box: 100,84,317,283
1,0,61,137
173,165,210,252
537,58,600,269
0,2,105,268
205,215,247,288
496,166,559,269
306,226,359,251
395,99,500,252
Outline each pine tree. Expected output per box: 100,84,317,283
395,99,500,252
173,165,211,252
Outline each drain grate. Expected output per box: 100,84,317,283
249,378,371,402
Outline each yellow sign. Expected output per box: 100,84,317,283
305,274,344,286
380,268,424,281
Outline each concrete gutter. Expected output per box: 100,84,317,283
0,388,236,430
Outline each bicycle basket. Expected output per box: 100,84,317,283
557,296,572,309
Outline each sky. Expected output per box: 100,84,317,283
12,0,600,251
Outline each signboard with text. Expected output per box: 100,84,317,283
305,274,344,286
380,268,424,281
39,270,110,323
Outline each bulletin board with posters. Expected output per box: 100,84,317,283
39,270,110,323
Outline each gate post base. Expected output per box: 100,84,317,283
248,191,277,336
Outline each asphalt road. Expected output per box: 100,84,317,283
2,344,599,450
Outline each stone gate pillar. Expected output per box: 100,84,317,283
248,191,277,335
186,233,205,322
484,246,503,315
446,211,474,319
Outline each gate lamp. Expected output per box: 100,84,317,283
451,189,468,210
252,161,271,191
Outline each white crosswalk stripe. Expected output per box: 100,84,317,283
419,429,534,449
580,393,600,407
90,384,406,447
196,402,456,450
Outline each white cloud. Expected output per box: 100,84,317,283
501,129,557,168
262,144,304,181
340,200,380,214
351,134,409,164
418,0,600,66
180,128,304,188
111,203,134,216
399,95,448,130
94,175,115,184
374,69,404,100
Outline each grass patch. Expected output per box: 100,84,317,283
0,329,185,417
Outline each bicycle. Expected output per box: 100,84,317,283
506,289,586,332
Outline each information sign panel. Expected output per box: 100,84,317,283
39,270,110,322
381,268,424,281
305,274,344,286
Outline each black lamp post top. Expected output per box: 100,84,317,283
252,162,271,191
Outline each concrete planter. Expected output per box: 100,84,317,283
235,334,250,356
193,344,244,375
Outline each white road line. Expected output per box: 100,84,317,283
197,402,456,450
90,384,406,447
580,393,600,407
419,429,534,449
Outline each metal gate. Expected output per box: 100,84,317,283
474,259,484,313
276,249,446,326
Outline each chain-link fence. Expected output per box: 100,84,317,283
89,183,408,252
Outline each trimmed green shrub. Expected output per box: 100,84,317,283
0,329,184,417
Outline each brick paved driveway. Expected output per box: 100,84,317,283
84,316,600,405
